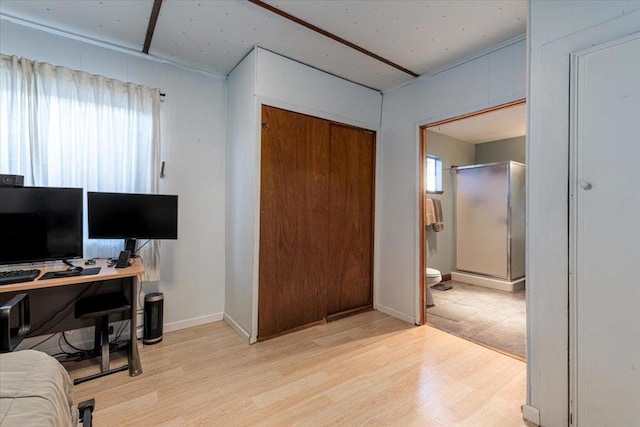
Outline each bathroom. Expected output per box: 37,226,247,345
422,102,526,360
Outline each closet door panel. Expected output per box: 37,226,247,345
572,35,640,426
258,105,329,339
327,124,375,316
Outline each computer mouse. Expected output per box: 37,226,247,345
67,266,83,272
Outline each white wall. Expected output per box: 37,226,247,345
0,21,227,341
255,48,382,130
425,131,475,275
378,37,526,324
225,50,257,339
527,2,640,425
224,47,382,342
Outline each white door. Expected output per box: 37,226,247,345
570,33,640,427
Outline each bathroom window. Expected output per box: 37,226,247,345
426,155,443,194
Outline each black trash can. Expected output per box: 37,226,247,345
143,292,164,345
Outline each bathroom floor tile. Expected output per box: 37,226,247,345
426,281,526,359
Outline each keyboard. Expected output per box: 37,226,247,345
0,269,42,286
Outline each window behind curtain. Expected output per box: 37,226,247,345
0,54,161,278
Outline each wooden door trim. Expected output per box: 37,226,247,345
418,127,426,325
426,99,526,129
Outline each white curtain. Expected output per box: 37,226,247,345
0,54,161,280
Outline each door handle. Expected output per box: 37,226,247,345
579,181,593,190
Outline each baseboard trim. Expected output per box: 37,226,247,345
163,312,224,333
223,313,251,344
375,303,415,324
522,404,541,425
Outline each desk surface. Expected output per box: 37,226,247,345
0,258,144,293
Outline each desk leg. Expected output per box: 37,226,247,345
128,276,142,376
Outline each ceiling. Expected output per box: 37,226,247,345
428,103,526,144
0,0,527,91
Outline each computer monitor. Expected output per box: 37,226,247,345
0,186,83,265
87,192,178,253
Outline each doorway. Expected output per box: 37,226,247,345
419,100,527,360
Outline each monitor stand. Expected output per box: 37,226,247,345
124,238,137,257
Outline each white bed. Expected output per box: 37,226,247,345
0,349,91,427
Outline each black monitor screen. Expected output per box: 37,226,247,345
0,186,83,265
87,192,178,240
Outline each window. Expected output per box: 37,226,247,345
0,54,162,279
426,154,443,193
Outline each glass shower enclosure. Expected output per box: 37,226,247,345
454,161,525,281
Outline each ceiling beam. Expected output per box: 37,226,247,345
247,0,419,78
143,0,163,54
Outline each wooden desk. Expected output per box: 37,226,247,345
0,258,144,377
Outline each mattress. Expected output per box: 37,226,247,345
0,349,77,427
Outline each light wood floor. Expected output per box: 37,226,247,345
70,311,529,426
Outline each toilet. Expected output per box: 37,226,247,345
426,268,442,307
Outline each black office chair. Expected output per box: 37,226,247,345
74,293,131,384
0,293,31,353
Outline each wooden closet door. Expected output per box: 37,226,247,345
258,105,330,339
327,124,375,317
